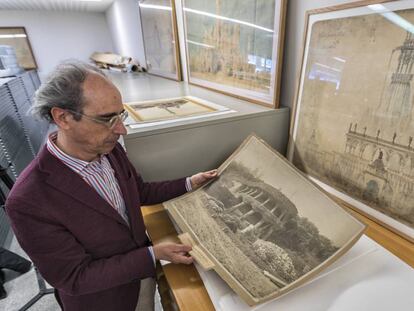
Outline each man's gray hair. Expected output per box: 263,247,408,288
31,60,106,122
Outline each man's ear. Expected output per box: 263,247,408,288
50,107,73,130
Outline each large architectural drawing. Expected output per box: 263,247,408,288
290,5,414,240
165,135,364,306
139,0,181,80
0,27,36,69
183,0,286,106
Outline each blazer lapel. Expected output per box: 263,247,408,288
38,147,129,227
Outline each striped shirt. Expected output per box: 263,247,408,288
46,132,192,265
46,132,129,225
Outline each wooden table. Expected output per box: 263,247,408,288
142,203,413,311
345,207,414,267
142,205,215,311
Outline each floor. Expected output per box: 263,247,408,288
0,237,59,311
1,237,163,311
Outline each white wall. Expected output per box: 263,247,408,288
0,10,114,79
280,0,361,108
106,0,145,67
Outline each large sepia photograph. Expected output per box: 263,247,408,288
182,0,286,106
139,0,181,80
289,0,414,242
165,135,365,306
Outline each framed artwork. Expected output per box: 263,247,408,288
124,96,230,123
181,0,287,107
165,135,365,306
288,0,414,242
0,27,37,70
139,0,182,80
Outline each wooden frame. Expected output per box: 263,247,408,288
181,0,287,108
138,0,182,81
0,27,37,70
165,135,365,306
288,0,414,242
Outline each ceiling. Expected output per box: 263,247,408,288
0,0,115,12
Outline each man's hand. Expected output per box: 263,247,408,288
190,169,218,190
153,243,193,265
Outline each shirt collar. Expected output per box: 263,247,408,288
46,132,103,174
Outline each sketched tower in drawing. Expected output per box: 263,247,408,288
379,31,414,123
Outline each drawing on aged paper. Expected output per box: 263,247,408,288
124,96,229,123
289,1,414,241
0,27,36,69
139,0,181,80
165,135,365,306
182,0,286,106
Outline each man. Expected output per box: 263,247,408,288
5,61,217,311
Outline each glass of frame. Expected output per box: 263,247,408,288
138,0,182,80
182,0,287,107
0,27,37,69
288,0,414,242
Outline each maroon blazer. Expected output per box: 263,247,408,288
6,143,187,311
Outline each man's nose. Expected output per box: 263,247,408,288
112,119,127,135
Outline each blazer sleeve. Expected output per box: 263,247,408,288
135,172,187,205
6,197,156,296
114,144,187,205
122,149,188,205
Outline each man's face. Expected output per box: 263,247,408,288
66,73,127,158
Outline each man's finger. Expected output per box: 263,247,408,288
204,170,218,178
174,244,192,253
175,255,193,265
177,251,191,256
